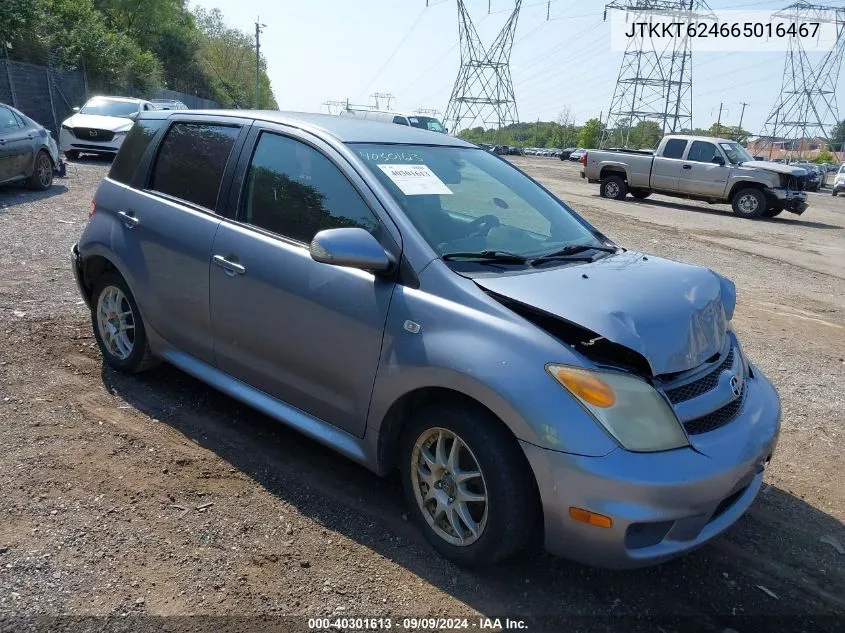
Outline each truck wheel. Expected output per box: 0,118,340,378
762,207,782,218
831,189,838,197
600,175,627,200
400,401,540,568
731,188,766,218
630,189,651,200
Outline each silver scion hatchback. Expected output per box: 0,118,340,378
71,110,780,569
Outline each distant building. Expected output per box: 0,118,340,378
745,136,842,161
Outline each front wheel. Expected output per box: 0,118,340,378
26,151,53,190
731,187,766,218
600,175,627,200
400,402,540,568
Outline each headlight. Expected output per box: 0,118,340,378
114,130,128,136
546,365,688,452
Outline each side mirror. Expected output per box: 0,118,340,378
711,155,726,166
127,111,139,120
310,228,393,274
72,107,80,113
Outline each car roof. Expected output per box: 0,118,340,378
87,95,147,104
138,110,473,146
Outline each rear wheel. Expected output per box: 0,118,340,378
91,271,158,374
400,401,539,568
630,189,651,200
731,187,766,218
600,175,627,200
26,151,53,191
762,207,783,218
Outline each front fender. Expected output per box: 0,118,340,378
366,284,619,462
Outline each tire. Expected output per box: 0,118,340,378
91,271,158,374
65,150,80,160
731,187,767,218
630,189,651,200
26,151,53,191
831,189,838,197
399,401,540,568
762,207,783,218
600,175,627,200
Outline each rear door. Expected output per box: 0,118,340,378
678,140,730,197
209,125,398,437
649,138,687,192
114,115,250,364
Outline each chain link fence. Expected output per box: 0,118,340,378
1,60,219,137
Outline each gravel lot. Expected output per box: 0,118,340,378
0,156,843,632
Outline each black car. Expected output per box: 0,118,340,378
793,163,822,191
0,102,58,190
559,147,578,160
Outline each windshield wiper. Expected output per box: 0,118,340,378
441,250,528,264
529,243,617,266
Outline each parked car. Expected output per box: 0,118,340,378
568,148,587,161
150,99,188,110
559,147,578,160
59,96,157,159
583,135,808,218
72,110,780,569
831,164,845,196
791,163,822,191
0,101,59,190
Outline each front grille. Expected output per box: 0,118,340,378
683,382,746,435
665,348,734,404
786,175,805,191
73,128,115,142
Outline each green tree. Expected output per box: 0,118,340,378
830,120,845,153
578,118,603,149
628,120,662,149
0,0,37,42
811,150,835,164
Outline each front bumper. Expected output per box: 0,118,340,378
59,129,126,155
765,187,808,215
522,364,781,569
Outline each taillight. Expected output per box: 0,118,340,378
581,151,588,166
88,200,96,220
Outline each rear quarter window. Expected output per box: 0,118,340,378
149,122,240,210
109,119,166,185
661,138,687,159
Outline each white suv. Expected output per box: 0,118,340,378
832,165,845,197
59,96,156,159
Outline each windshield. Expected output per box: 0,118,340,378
407,116,447,133
80,98,139,118
353,144,607,262
718,141,754,165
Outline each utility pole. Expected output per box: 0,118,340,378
716,102,723,129
255,18,266,109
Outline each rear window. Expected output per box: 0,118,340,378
662,138,687,159
149,122,240,210
109,119,166,185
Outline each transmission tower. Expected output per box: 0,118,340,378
600,1,714,148
370,92,395,110
757,3,845,161
443,0,522,134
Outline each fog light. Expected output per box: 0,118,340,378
569,507,613,528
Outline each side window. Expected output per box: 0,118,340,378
687,141,720,163
12,111,27,128
109,118,166,185
150,122,240,210
393,116,409,126
0,106,21,131
662,138,687,159
241,132,379,244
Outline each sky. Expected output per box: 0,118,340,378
190,0,845,134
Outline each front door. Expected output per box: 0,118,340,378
678,140,730,198
209,129,396,437
0,106,33,181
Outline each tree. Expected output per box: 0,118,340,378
811,150,835,164
0,0,37,43
831,120,845,153
578,118,603,149
628,120,662,149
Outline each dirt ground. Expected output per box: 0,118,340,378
0,156,843,632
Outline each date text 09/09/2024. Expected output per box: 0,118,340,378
307,617,528,630
624,21,820,39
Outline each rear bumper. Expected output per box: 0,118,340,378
522,364,780,569
71,243,89,308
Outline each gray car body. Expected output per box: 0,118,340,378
0,103,59,186
72,111,781,568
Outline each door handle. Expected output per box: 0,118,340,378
117,210,140,228
682,164,692,170
212,254,246,276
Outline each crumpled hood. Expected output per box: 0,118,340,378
740,160,807,177
62,113,134,132
475,251,736,375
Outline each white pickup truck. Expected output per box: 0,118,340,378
581,134,809,218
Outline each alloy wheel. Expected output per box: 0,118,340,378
96,285,136,360
38,155,52,187
738,193,758,214
410,427,489,547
